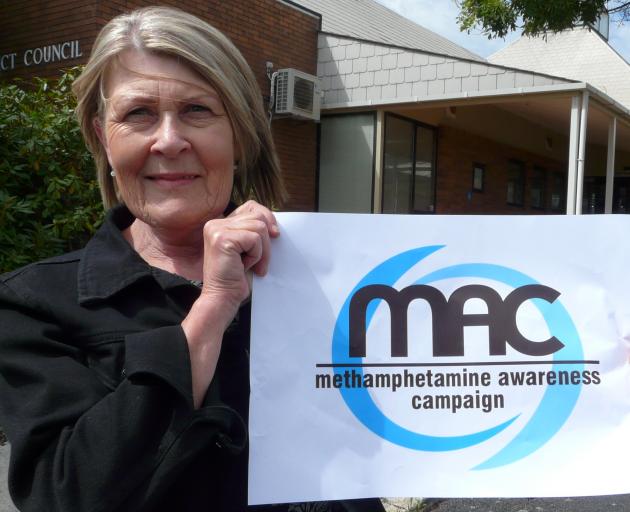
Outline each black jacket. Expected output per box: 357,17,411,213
0,206,383,512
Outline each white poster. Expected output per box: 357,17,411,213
249,213,630,505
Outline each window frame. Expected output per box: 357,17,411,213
506,159,526,207
316,111,377,213
472,163,485,193
381,112,438,214
549,171,566,212
530,165,547,210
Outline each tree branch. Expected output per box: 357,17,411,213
608,1,630,14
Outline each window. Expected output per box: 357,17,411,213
382,116,413,213
583,177,605,214
382,114,436,214
550,172,565,212
613,177,630,213
589,11,609,40
530,166,546,209
506,160,525,206
318,114,375,213
472,163,485,192
413,125,436,212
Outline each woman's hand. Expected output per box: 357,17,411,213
200,200,279,320
182,200,279,408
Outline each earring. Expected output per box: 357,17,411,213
233,163,238,172
110,170,116,177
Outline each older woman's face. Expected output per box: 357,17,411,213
97,50,234,230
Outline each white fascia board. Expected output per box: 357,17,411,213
322,81,630,122
277,0,321,20
322,82,588,109
583,83,630,119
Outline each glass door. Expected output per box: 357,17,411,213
382,114,436,214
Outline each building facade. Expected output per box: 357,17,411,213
3,0,630,215
0,0,321,211
297,0,630,216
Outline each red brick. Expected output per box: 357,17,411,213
1,0,320,211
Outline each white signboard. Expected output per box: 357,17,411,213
249,213,630,505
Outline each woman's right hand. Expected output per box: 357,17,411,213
182,200,279,408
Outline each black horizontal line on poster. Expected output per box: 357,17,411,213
315,360,600,368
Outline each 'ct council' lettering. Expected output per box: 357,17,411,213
0,40,83,72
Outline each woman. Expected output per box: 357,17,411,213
0,7,383,512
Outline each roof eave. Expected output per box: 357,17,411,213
322,82,630,122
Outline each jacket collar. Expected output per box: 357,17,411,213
77,205,191,305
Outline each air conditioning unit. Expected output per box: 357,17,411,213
273,68,321,121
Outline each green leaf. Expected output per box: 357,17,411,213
0,68,104,273
457,0,610,38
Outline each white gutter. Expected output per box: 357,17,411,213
277,0,321,19
566,95,581,215
575,91,589,215
321,82,630,124
583,83,630,120
605,117,617,214
323,82,590,109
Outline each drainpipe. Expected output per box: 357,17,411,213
575,91,589,215
604,117,617,214
566,95,581,215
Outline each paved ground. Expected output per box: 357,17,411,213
0,441,17,512
430,496,630,511
385,496,630,512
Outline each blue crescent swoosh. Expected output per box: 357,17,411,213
332,246,519,452
416,264,582,469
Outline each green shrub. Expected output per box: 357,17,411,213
0,68,104,273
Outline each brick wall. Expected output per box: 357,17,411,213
0,0,320,211
272,119,318,211
0,0,97,78
435,125,565,214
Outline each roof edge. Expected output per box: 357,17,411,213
587,26,630,70
584,82,630,119
322,82,584,107
277,0,322,29
489,25,630,70
321,81,630,122
319,30,486,64
319,31,582,83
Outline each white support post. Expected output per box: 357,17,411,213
604,117,617,214
575,91,589,215
373,110,385,213
566,95,581,215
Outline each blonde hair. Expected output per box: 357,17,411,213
73,6,286,209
